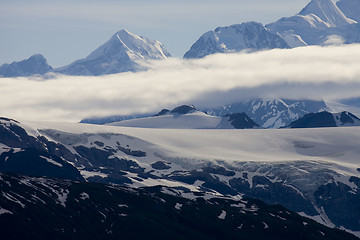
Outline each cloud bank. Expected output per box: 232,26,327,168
1,44,360,122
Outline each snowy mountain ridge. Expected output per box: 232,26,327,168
266,0,359,48
184,22,289,58
185,0,360,56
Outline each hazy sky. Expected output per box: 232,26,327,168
0,0,310,67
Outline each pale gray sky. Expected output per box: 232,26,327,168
0,0,310,67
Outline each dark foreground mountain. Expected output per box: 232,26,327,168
1,117,360,236
0,172,357,240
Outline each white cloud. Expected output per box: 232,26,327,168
1,44,360,122
323,35,345,46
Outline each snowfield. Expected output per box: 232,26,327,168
27,121,360,175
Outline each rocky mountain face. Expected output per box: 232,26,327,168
0,54,53,77
156,105,197,115
55,29,171,76
1,172,357,240
337,0,360,22
203,98,328,129
0,117,83,180
224,113,260,129
286,111,360,128
184,22,289,59
0,117,360,236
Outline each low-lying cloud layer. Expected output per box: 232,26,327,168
1,44,360,122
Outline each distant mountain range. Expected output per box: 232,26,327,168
0,29,170,77
203,98,329,129
108,105,260,129
90,103,360,130
83,98,329,129
1,0,359,77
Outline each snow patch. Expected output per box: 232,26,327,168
0,208,13,215
263,222,269,229
218,210,227,219
40,156,63,167
80,192,89,200
57,189,68,207
80,170,108,179
175,203,182,210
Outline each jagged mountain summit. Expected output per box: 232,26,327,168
266,0,358,47
286,111,360,128
203,98,328,129
0,54,53,78
184,22,289,59
55,29,171,76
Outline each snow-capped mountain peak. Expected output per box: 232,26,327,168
56,29,171,76
87,29,170,61
299,0,357,27
266,0,359,48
